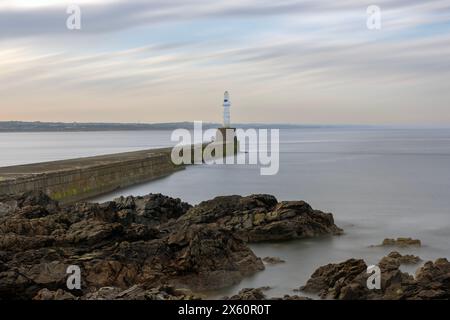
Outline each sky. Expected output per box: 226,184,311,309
0,0,449,125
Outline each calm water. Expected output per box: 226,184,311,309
1,128,450,298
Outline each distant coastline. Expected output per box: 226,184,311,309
0,121,206,132
0,121,411,132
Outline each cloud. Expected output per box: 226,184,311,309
2,28,449,94
1,0,450,123
1,0,449,38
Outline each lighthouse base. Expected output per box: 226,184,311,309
215,127,239,156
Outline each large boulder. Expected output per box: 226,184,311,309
300,258,368,299
178,194,342,242
225,287,269,300
300,252,450,300
113,193,192,226
0,191,59,217
370,238,422,247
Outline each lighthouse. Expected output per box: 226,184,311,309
223,91,231,128
215,91,238,157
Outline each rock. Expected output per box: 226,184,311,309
32,284,201,300
0,202,16,217
0,191,59,216
383,251,421,265
262,257,286,265
273,295,312,300
373,238,422,247
161,224,265,291
82,286,122,300
225,287,268,300
300,258,367,299
0,192,266,299
0,191,342,300
179,194,342,242
0,269,40,300
113,194,192,226
63,220,124,246
33,288,77,300
300,253,450,300
83,285,200,300
225,287,312,300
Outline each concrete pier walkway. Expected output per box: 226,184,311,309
0,137,238,204
0,147,181,204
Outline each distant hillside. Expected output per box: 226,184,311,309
0,121,215,132
0,121,341,132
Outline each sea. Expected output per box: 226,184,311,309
1,127,450,298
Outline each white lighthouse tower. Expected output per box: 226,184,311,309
223,91,231,128
215,91,238,155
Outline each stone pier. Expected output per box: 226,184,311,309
0,141,236,204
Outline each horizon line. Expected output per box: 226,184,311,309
1,120,450,130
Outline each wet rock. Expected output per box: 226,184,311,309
33,288,77,300
225,287,312,300
0,191,343,300
411,258,450,299
32,284,200,300
161,224,265,291
262,257,286,265
300,253,450,300
179,194,342,242
225,287,268,300
273,295,312,300
0,202,16,217
300,258,368,299
0,269,40,300
83,285,200,300
0,192,265,299
373,238,422,247
0,191,59,217
63,220,125,246
113,194,192,226
381,251,421,266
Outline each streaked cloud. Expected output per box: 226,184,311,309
1,0,450,124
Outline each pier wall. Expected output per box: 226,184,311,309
0,151,182,204
0,139,238,204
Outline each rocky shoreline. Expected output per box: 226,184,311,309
0,191,341,300
301,251,450,300
1,191,448,300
